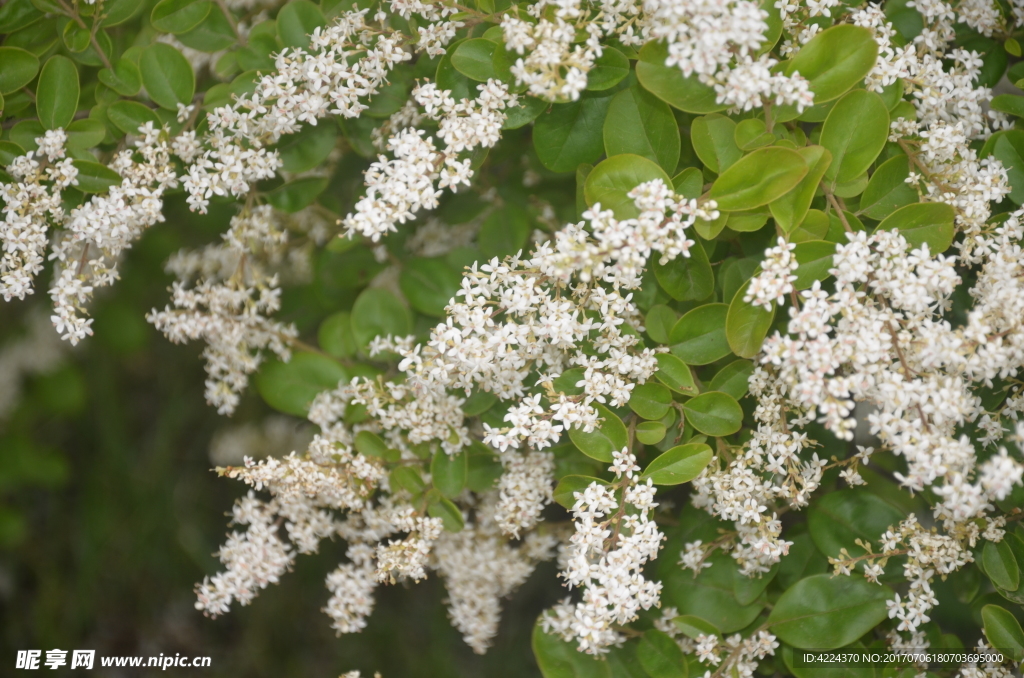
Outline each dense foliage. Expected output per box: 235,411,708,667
3,0,1024,675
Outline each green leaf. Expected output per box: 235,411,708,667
690,114,741,174
981,605,1024,664
587,47,630,91
351,288,412,349
0,0,42,34
643,443,712,485
553,475,608,509
654,354,697,395
478,202,531,258
990,131,1024,205
65,118,106,150
670,303,730,365
859,154,917,220
875,202,955,253
265,176,328,212
256,352,348,416
673,167,703,198
629,382,672,420
452,38,496,81
151,0,212,34
784,25,879,103
637,629,687,678
462,389,497,416
726,280,775,359
636,40,726,114
769,146,832,233
682,391,742,437
277,0,325,48
274,122,338,173
427,491,464,532
467,442,502,492
0,141,25,166
354,431,399,462
768,574,893,649
318,311,356,358
672,615,719,640
708,360,753,400
734,118,773,151
533,617,611,678
636,421,667,445
139,43,195,110
807,489,904,564
534,95,613,173
653,238,713,301
431,448,468,498
734,563,779,606
390,466,426,495
992,93,1024,118
502,95,547,130
71,160,122,193
645,305,677,344
790,209,830,243
792,240,837,290
983,540,1020,592
36,55,79,129
106,100,160,135
584,154,672,219
400,258,461,317
436,39,473,101
603,84,680,172
663,551,765,633
98,57,142,96
569,403,628,462
821,90,889,186
710,147,808,212
0,47,39,94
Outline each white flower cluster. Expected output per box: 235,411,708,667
342,80,515,242
542,448,664,654
693,630,780,676
744,237,797,310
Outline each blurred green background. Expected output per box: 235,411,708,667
0,196,555,678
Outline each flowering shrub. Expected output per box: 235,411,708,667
3,0,1024,675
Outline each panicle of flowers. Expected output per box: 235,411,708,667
542,448,664,654
692,630,780,676
0,129,77,303
341,80,516,242
744,237,797,310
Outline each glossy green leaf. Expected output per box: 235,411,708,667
256,352,348,416
990,130,1024,205
502,95,547,130
603,84,680,172
653,238,713,301
807,489,904,563
466,443,502,493
427,491,464,532
670,303,730,365
98,57,142,96
682,391,742,437
106,100,160,135
390,466,426,495
821,89,889,186
733,118,772,151
277,0,325,48
654,354,697,395
71,160,122,193
983,540,1020,592
672,615,719,640
65,118,106,150
636,40,726,114
860,154,918,220
629,382,672,420
584,154,672,219
275,122,338,173
553,475,608,509
478,203,531,258
354,431,399,462
569,403,628,463
637,629,687,678
726,280,775,359
792,240,837,290
587,47,630,91
734,563,779,606
875,202,955,253
673,167,704,198
981,604,1024,663
663,552,765,633
452,38,496,81
151,0,212,34
534,95,613,173
533,618,611,678
645,305,677,344
708,360,753,400
992,93,1024,118
431,448,468,498
265,176,328,212
784,25,879,103
351,288,412,349
400,258,461,317
643,443,712,485
768,574,893,649
690,114,741,174
0,47,39,94
36,56,79,129
636,421,667,445
769,146,831,233
318,311,357,359
140,43,195,109
710,147,808,212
